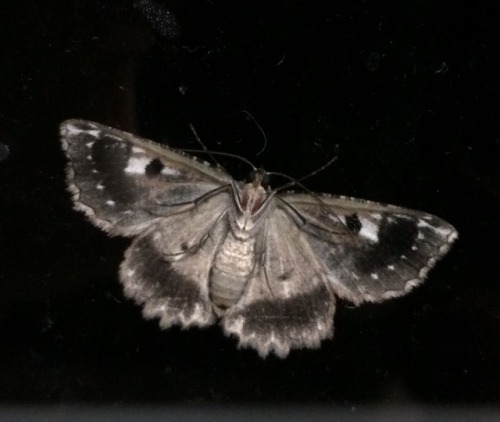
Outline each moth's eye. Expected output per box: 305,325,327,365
246,169,270,189
259,171,270,189
246,170,258,184
345,213,362,234
145,158,165,177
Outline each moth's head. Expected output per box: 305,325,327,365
246,168,270,190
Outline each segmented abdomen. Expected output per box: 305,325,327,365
210,234,255,310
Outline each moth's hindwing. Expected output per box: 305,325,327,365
224,206,337,358
119,190,232,328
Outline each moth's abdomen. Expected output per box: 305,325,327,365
210,234,256,310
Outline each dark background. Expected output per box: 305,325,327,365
1,0,499,413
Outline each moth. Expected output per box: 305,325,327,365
60,119,458,358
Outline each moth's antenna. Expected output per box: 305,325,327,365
185,124,257,172
269,156,338,191
237,110,267,156
188,124,222,169
188,150,257,172
270,156,358,239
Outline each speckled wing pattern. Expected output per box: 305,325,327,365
61,119,458,358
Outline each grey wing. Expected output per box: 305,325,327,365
223,206,336,358
280,193,459,304
120,190,232,328
60,119,233,236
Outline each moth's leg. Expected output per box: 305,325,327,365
277,196,352,238
254,225,277,298
155,185,231,208
162,210,228,258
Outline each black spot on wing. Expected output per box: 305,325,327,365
278,269,293,281
145,158,164,177
346,213,362,234
352,216,419,273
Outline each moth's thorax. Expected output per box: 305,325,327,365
233,182,268,235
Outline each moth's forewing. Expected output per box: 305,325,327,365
61,119,231,236
281,193,458,303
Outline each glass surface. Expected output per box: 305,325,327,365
0,1,498,417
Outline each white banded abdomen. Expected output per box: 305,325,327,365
210,233,255,310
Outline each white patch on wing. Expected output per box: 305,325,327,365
132,146,146,154
336,215,346,225
106,200,116,206
87,130,101,138
418,219,455,237
65,123,84,135
280,283,293,298
417,219,433,229
107,134,123,142
161,166,181,176
436,226,456,237
124,156,151,174
358,218,379,242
